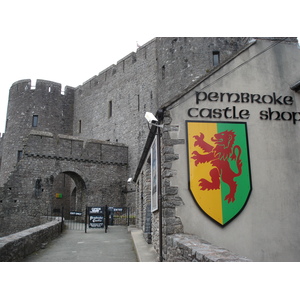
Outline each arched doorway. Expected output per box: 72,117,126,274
51,171,86,227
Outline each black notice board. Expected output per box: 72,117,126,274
88,207,104,228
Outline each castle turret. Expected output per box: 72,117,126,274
0,79,75,185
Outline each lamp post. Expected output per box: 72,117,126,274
145,110,163,262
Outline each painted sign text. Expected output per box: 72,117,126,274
189,91,300,124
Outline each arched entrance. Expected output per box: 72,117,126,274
51,171,87,228
0,131,129,234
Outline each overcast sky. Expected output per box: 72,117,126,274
0,0,298,134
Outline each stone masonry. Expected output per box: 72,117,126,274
0,218,62,262
166,234,252,262
0,131,128,237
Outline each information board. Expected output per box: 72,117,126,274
70,211,82,216
88,207,104,228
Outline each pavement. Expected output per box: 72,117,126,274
128,226,158,262
22,225,158,262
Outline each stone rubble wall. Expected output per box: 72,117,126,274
0,129,128,237
24,131,128,165
166,233,251,262
0,218,62,261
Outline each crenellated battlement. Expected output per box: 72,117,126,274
75,38,156,97
10,79,75,96
23,130,128,165
8,39,156,99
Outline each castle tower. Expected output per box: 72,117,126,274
0,79,75,185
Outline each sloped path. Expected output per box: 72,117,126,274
22,226,138,262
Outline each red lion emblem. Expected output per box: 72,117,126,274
191,130,242,203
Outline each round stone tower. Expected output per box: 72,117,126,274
0,79,75,185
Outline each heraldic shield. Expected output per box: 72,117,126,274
186,121,252,226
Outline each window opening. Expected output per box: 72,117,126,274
32,115,38,127
213,51,220,66
162,65,165,80
17,150,23,162
108,101,112,118
79,120,82,133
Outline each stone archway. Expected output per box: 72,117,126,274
0,131,128,235
51,171,87,221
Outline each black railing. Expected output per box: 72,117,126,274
46,205,136,231
44,206,64,233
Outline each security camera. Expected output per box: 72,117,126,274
145,112,163,128
145,112,158,124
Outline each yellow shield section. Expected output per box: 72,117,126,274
187,122,223,224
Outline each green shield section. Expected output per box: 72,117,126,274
217,122,251,225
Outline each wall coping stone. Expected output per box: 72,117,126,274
166,233,252,262
0,219,62,261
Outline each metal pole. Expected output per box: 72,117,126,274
61,206,64,233
127,207,130,226
85,206,88,233
157,126,163,262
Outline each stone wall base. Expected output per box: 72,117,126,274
0,219,62,261
143,232,152,244
166,233,251,262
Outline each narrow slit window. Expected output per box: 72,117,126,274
17,150,23,162
32,115,38,127
162,65,166,80
79,120,82,133
213,51,220,66
108,101,112,118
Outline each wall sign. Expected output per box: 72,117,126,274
88,207,104,228
186,121,252,226
187,91,300,124
70,211,82,216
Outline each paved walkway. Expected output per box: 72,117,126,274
22,226,158,262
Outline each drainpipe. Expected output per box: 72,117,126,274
156,109,164,262
157,124,163,262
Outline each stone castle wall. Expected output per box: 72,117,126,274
0,131,128,237
71,38,250,179
0,218,63,262
156,37,249,106
24,130,128,165
73,39,158,180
